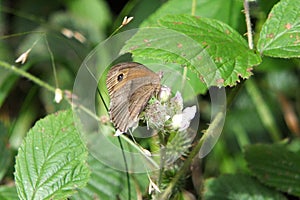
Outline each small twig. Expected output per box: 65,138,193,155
44,35,59,88
0,61,102,123
0,61,56,93
244,0,254,49
110,16,134,37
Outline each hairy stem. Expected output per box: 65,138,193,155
160,111,225,199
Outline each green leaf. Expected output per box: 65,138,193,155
203,174,287,200
0,186,19,200
123,14,261,90
14,110,90,200
257,0,300,58
131,58,206,99
245,144,300,197
142,0,243,29
158,15,261,86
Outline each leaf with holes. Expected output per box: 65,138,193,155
245,144,300,197
14,110,90,200
122,14,261,91
257,0,300,58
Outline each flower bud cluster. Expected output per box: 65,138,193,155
141,86,196,164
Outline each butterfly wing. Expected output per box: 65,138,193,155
108,79,133,132
128,83,160,122
106,62,161,133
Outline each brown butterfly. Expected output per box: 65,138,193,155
106,62,161,135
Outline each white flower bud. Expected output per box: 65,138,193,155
54,88,63,103
122,16,134,26
159,86,171,103
15,49,31,64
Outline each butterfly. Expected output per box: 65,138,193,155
106,62,161,135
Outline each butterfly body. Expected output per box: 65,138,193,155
106,62,161,134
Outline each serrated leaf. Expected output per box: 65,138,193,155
158,15,262,86
123,14,261,90
203,174,287,200
0,186,18,200
14,110,90,200
142,0,243,29
257,0,300,58
245,144,300,197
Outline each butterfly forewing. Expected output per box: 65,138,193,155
106,62,161,133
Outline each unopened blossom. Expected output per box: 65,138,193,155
122,16,134,26
54,88,63,103
15,49,31,64
159,86,171,103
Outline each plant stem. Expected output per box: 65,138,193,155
226,0,254,109
191,0,196,16
159,111,225,199
44,35,59,88
0,61,56,93
244,0,254,49
245,79,281,142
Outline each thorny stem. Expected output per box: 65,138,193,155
160,112,225,199
226,1,255,109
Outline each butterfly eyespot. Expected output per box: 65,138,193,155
117,74,124,82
